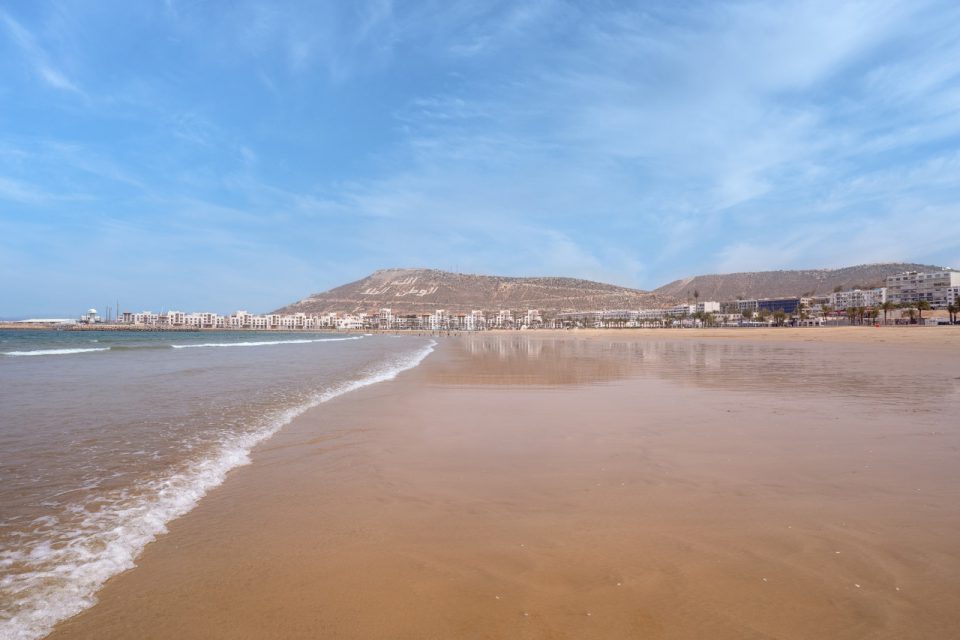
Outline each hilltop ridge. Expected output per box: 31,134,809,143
276,263,950,315
274,268,668,315
653,263,946,301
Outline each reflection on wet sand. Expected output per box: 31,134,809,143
47,332,960,640
440,334,959,410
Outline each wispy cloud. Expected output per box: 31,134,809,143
0,176,53,204
2,0,960,314
1,10,83,94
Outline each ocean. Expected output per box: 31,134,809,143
0,330,435,640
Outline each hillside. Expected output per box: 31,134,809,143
275,268,669,315
654,263,946,301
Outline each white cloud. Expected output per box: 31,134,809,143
1,10,83,94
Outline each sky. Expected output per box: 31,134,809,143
1,0,959,316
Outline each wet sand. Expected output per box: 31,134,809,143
49,328,960,639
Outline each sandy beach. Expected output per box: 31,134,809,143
47,327,960,639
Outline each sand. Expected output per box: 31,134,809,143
48,328,960,639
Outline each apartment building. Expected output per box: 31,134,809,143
464,310,486,331
523,309,543,328
886,270,960,308
736,299,759,314
494,310,514,328
429,309,448,331
828,287,887,311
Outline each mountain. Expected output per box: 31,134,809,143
274,268,670,315
653,263,947,302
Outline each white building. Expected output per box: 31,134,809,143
886,270,960,308
949,286,960,307
828,288,887,311
523,309,542,328
464,310,486,331
133,311,160,325
429,309,448,331
230,311,252,328
495,310,514,329
337,314,363,330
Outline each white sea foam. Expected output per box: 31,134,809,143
0,340,436,640
2,348,110,357
171,336,363,349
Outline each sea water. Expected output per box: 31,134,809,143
0,330,434,640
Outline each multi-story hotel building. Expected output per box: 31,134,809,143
886,270,960,308
733,297,803,315
828,288,887,311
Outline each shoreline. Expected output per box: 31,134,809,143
4,322,958,335
47,331,960,639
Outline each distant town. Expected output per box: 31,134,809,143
15,269,960,331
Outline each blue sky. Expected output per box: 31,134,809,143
1,0,959,316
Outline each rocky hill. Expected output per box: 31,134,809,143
654,263,946,301
275,268,669,315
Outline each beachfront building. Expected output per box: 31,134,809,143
637,308,672,326
828,288,887,311
378,308,394,329
598,310,639,327
756,297,801,315
79,308,102,324
736,299,759,314
494,310,514,329
554,311,600,328
429,310,448,331
465,310,486,331
886,270,960,308
230,311,252,329
336,314,363,330
182,312,219,328
135,311,160,325
522,309,543,329
949,286,960,307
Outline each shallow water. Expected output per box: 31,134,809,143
0,330,434,640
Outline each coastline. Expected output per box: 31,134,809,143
48,330,960,639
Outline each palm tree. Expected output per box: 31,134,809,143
881,300,896,325
916,300,931,324
948,303,959,325
845,307,857,325
773,309,787,326
821,304,833,325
